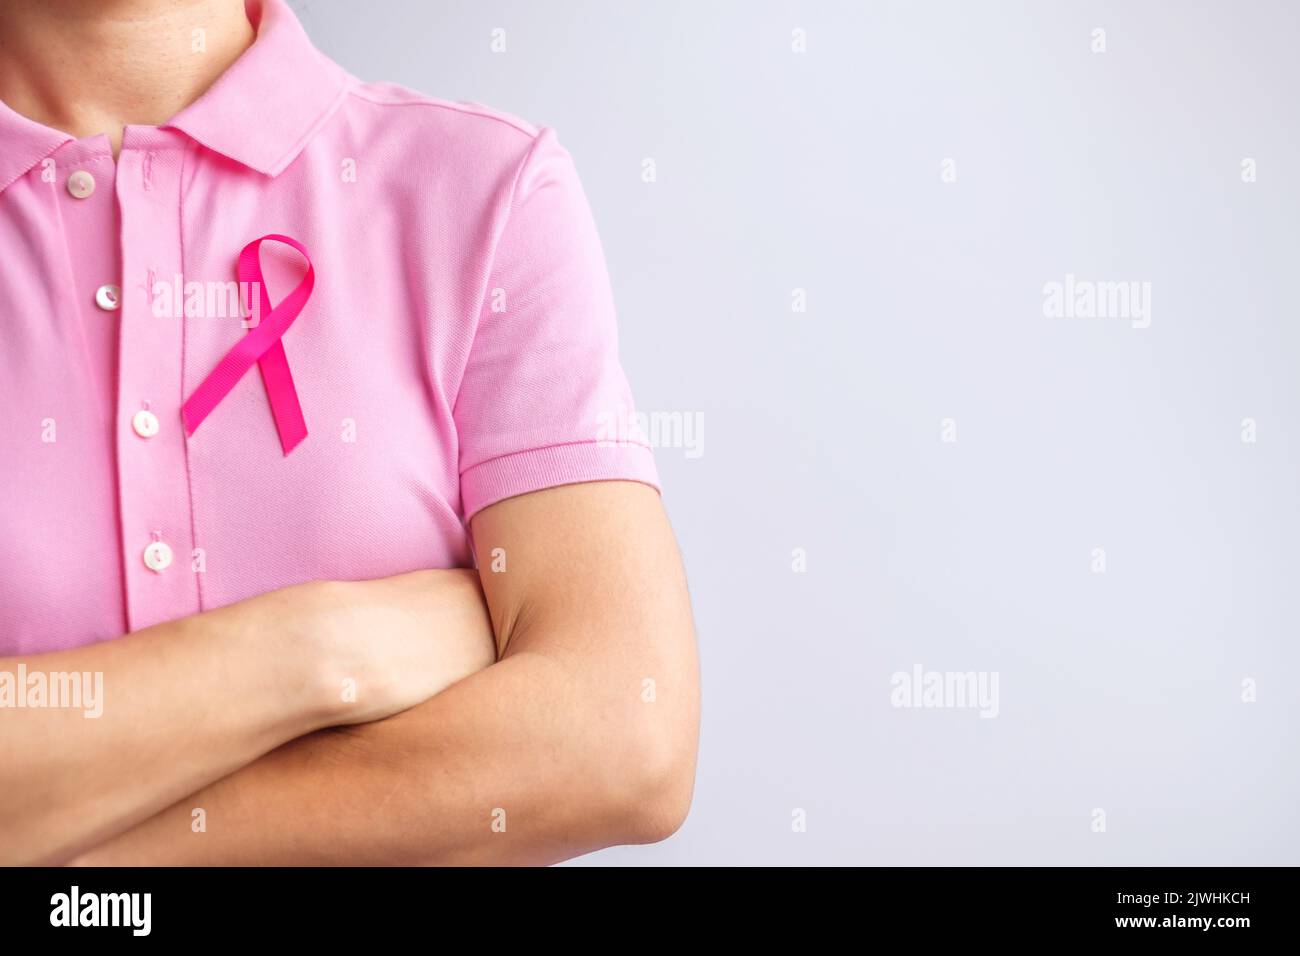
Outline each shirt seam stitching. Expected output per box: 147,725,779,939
177,138,205,613
345,88,540,139
448,127,552,477
460,437,655,480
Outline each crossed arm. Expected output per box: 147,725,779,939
1,480,699,865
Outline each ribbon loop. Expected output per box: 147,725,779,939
182,234,313,454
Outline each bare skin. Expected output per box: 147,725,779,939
1,571,495,865
0,0,700,865
69,483,700,866
0,0,255,156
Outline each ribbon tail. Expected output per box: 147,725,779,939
258,340,307,454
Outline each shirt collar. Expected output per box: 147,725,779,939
0,0,350,190
167,0,351,176
0,102,71,194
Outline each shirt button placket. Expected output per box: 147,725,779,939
114,134,201,631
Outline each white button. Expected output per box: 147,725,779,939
143,540,173,572
67,170,95,199
95,284,121,311
132,410,160,439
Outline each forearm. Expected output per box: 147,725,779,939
5,568,495,865
72,483,701,867
72,643,695,866
0,583,336,865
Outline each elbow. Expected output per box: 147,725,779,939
605,720,699,846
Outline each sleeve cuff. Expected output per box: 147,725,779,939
459,441,661,522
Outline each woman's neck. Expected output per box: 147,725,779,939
0,0,255,155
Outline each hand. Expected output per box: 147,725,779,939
299,569,497,726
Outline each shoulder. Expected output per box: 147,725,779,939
340,80,547,170
320,79,582,216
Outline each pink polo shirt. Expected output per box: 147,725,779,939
0,0,658,655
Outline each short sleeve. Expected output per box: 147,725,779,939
454,127,660,521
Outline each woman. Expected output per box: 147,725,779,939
0,0,699,865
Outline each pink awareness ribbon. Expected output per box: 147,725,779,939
182,235,314,454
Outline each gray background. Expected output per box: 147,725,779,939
293,0,1299,865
